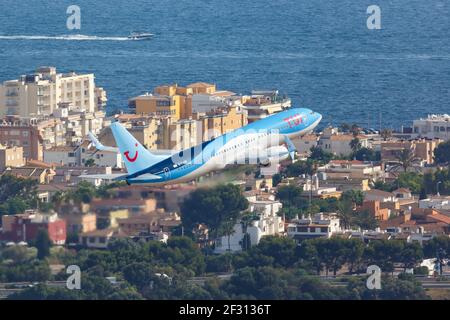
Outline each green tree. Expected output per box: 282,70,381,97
276,184,303,208
84,158,96,167
397,172,423,194
343,239,365,273
0,196,28,215
342,190,365,206
353,148,380,161
400,243,423,271
253,236,297,268
434,140,450,164
364,240,404,274
419,187,427,200
180,184,248,240
354,210,378,230
423,236,450,258
309,146,333,163
0,175,39,217
272,173,282,187
35,230,52,260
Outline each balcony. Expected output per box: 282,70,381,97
6,91,18,97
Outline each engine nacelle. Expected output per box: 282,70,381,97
258,145,290,166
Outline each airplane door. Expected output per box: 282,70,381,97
163,167,171,179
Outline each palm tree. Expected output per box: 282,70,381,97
305,160,319,205
351,124,360,137
380,128,393,141
336,200,354,230
349,137,362,153
222,220,236,252
394,147,419,172
240,212,255,251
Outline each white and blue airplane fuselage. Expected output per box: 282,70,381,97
87,108,322,186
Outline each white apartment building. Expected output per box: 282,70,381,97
419,197,450,210
287,213,341,241
0,66,105,117
411,114,450,140
191,91,238,114
364,189,397,203
318,127,370,156
43,142,122,168
319,160,383,181
214,199,284,253
242,91,291,123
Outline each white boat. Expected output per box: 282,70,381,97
128,31,154,40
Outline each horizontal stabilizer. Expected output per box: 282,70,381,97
87,132,119,153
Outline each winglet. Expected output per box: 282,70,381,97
284,135,297,160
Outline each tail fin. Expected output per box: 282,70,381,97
110,122,162,174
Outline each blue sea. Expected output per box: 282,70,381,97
0,0,449,129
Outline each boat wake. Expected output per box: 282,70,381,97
0,34,131,41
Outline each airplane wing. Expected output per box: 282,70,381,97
78,173,129,181
150,149,180,156
87,132,119,153
127,173,162,181
79,172,162,181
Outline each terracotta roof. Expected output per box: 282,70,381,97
45,146,75,152
117,215,159,224
90,198,152,208
427,213,450,225
26,159,54,168
328,134,368,141
1,167,49,178
80,228,128,238
301,135,319,141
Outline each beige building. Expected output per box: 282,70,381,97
292,134,320,157
381,138,442,165
62,213,97,234
0,117,44,160
99,113,198,151
195,105,248,141
0,144,25,170
0,66,105,117
131,82,236,122
160,117,198,150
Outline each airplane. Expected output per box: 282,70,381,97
84,107,322,186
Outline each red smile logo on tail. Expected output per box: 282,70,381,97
124,143,139,162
